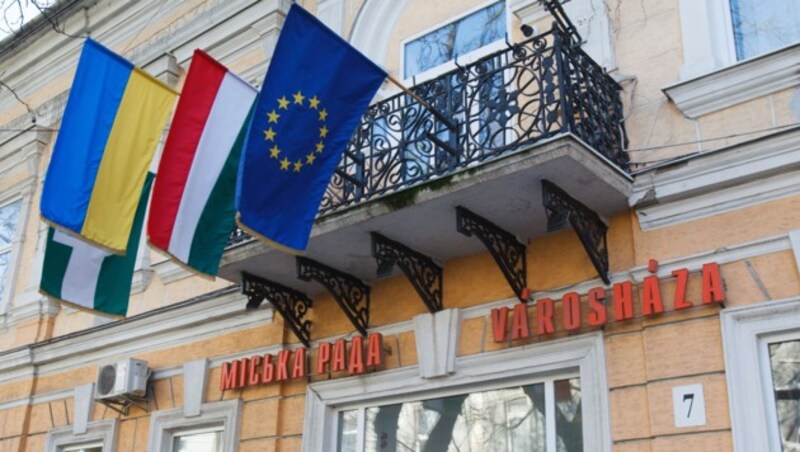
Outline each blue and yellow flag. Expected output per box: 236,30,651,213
41,39,176,254
236,4,386,252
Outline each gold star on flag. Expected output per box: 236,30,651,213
263,127,276,141
280,157,290,171
319,109,328,121
293,160,303,172
277,96,290,110
315,142,324,153
308,96,320,109
267,110,280,123
270,145,280,159
306,153,316,164
293,91,305,105
319,126,328,138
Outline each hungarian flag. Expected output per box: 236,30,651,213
40,173,153,317
148,50,258,277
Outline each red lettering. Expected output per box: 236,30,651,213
491,307,510,342
317,342,331,374
348,336,365,375
220,361,239,391
587,287,607,326
332,339,347,372
261,354,274,383
366,333,383,368
276,350,291,381
613,281,634,321
536,298,555,334
511,303,530,340
248,356,262,386
238,358,249,388
562,292,581,331
672,268,692,310
702,262,725,304
642,275,664,316
292,347,307,379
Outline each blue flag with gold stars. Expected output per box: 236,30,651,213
236,4,386,253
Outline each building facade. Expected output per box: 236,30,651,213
0,0,798,451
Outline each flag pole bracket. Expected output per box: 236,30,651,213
456,206,528,303
296,257,370,337
542,180,610,284
242,272,313,347
371,232,443,313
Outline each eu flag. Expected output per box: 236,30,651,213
236,4,386,252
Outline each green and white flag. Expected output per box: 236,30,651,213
39,173,154,317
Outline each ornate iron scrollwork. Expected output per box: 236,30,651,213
371,232,443,313
456,206,528,302
541,180,610,284
296,257,370,336
241,272,312,347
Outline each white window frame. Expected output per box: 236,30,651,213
399,0,511,85
147,399,242,452
722,296,800,452
303,332,610,452
45,419,118,452
0,194,28,313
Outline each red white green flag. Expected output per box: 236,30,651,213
148,50,257,277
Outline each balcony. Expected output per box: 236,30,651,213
220,26,632,323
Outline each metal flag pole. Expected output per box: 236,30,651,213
385,74,459,133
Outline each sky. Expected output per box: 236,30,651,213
0,0,49,40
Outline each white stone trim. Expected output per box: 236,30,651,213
665,43,800,118
631,127,800,229
721,296,800,452
148,399,242,452
676,0,737,81
413,308,460,379
183,359,209,418
790,230,800,275
349,0,408,68
45,419,118,452
317,0,346,36
0,288,272,384
152,257,194,284
303,333,610,452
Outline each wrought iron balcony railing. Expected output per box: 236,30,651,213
227,26,628,247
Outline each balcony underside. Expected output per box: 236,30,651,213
219,134,631,295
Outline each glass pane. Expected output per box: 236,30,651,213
554,378,583,452
404,1,505,78
338,409,359,452
769,339,800,451
0,200,21,248
172,430,223,452
0,252,8,300
364,382,547,451
730,0,800,60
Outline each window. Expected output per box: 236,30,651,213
147,399,241,452
403,1,507,80
61,443,102,452
171,426,224,452
336,376,582,452
767,338,800,450
0,199,21,305
729,0,800,61
722,297,800,451
45,420,117,452
304,333,610,452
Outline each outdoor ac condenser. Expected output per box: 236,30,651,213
95,358,150,400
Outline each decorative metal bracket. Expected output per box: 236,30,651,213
242,272,313,347
542,180,610,284
296,257,370,336
542,0,583,46
371,232,443,313
456,206,528,302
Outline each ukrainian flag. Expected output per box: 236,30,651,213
41,39,176,254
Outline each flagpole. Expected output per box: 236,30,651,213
386,74,459,133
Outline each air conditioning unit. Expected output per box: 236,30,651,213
95,358,150,401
